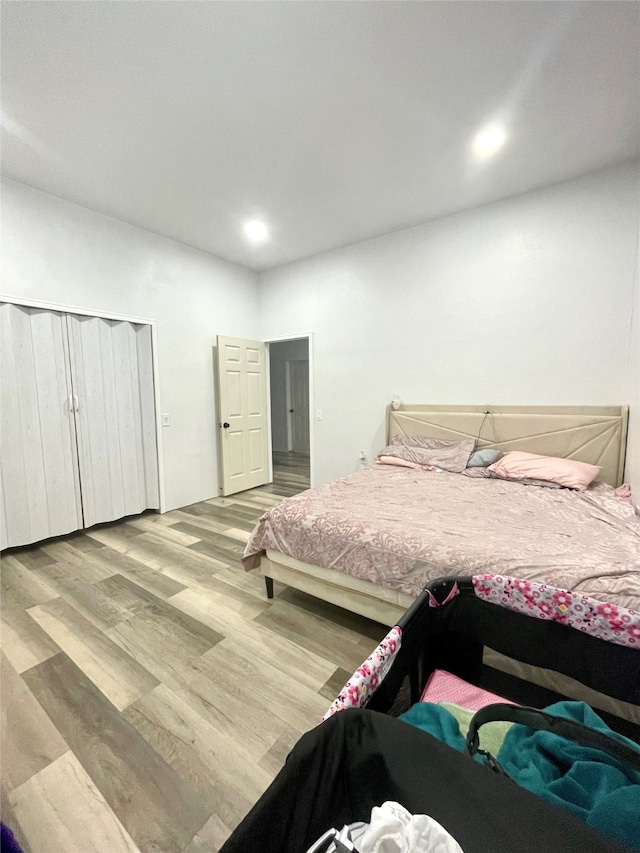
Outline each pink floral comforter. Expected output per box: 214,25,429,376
243,465,640,609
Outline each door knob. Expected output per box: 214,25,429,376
223,422,230,429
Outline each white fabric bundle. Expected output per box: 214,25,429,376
359,801,463,853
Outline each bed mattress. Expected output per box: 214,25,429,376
243,465,640,609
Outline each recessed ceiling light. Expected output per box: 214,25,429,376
472,124,507,160
243,219,269,243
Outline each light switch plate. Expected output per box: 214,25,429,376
162,413,170,427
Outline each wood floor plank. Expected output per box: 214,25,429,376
164,509,248,537
26,560,110,595
185,572,270,618
76,546,188,599
1,652,68,792
171,521,245,556
211,563,267,599
115,596,224,654
0,607,62,673
277,584,384,642
253,598,383,672
1,787,33,853
202,500,263,522
87,528,229,583
28,598,159,711
104,620,211,695
211,497,269,513
188,540,245,570
104,598,224,710
105,624,286,761
0,556,59,610
42,575,135,631
236,489,282,505
22,654,209,853
91,519,148,540
179,503,257,532
9,750,142,853
177,654,291,757
125,516,202,546
38,542,115,581
92,572,178,614
319,665,352,702
201,642,328,732
9,547,56,571
183,813,232,853
64,531,107,551
221,526,251,543
123,683,272,831
259,483,301,498
167,587,336,692
257,726,304,777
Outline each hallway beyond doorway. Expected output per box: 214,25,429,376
272,451,310,494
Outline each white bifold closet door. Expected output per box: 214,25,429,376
67,314,159,527
0,304,83,549
0,303,159,549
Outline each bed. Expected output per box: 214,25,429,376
244,404,638,624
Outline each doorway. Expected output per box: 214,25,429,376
268,337,311,489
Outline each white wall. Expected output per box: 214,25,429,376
4,163,638,509
258,162,640,488
268,338,309,452
1,179,259,511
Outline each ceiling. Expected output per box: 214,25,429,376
2,1,639,271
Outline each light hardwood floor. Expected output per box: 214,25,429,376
0,453,386,853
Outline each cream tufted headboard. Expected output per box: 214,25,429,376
387,404,628,487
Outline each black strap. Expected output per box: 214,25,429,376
466,703,640,772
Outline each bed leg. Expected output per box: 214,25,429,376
264,576,274,599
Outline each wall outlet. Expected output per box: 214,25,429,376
316,409,323,421
162,413,170,427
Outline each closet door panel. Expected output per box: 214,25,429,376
113,320,146,510
69,315,158,528
0,303,82,548
136,324,160,505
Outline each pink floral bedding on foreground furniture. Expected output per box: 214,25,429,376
243,465,640,609
472,574,640,647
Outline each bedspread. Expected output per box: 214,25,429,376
243,466,640,608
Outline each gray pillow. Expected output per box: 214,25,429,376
467,448,502,468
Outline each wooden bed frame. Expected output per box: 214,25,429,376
260,404,629,626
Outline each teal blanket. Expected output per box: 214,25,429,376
399,701,640,849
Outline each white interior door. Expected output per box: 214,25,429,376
67,315,159,527
216,335,269,496
0,303,83,548
288,359,310,454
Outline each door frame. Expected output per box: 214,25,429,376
265,333,314,487
0,294,166,512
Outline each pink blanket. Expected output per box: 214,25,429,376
243,466,640,609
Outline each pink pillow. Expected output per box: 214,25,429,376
420,669,515,711
487,451,600,491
